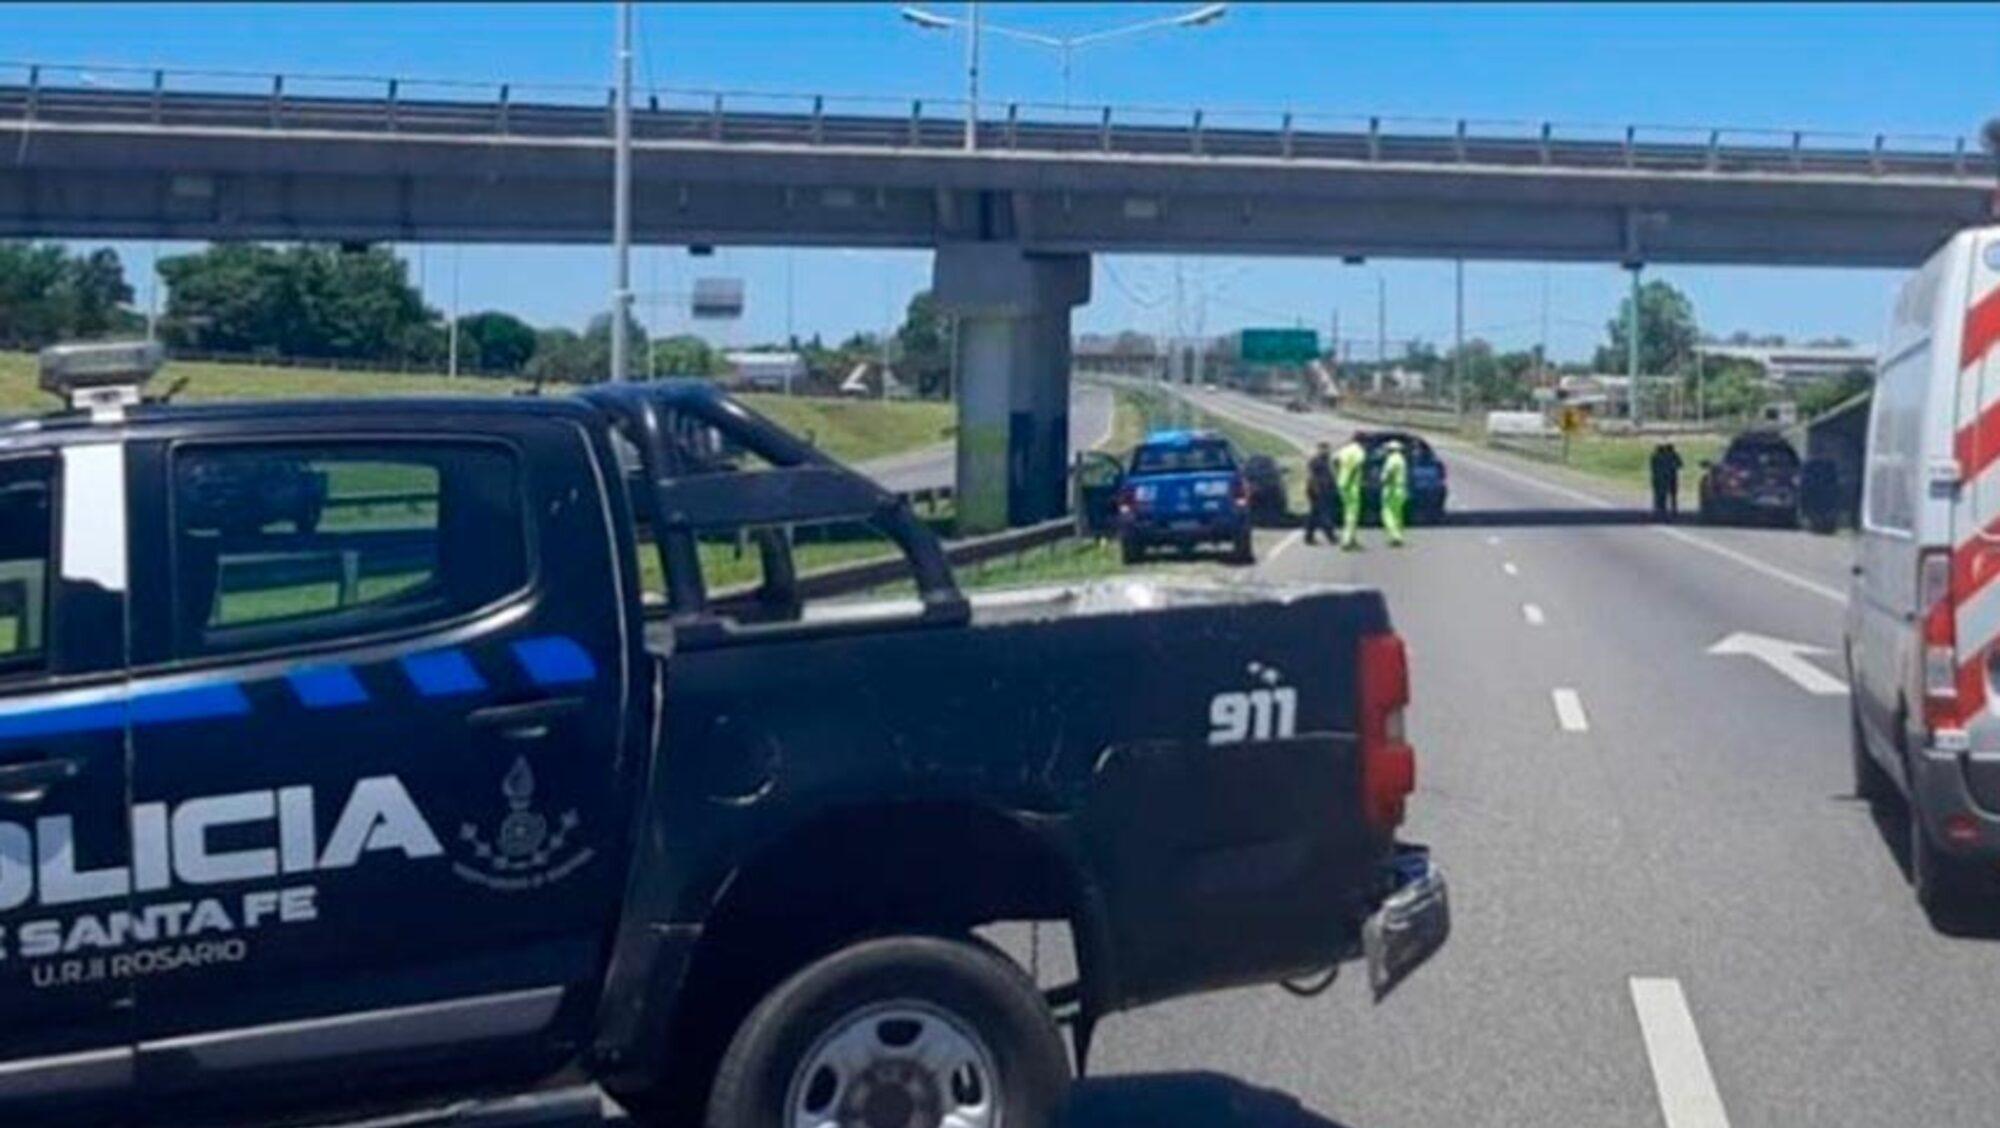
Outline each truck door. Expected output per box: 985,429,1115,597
123,417,631,1115
0,446,135,1124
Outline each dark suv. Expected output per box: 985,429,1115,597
1699,430,1800,526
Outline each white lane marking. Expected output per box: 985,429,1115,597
1263,528,1306,566
1653,525,1845,605
1706,632,1849,696
1523,603,1546,626
1629,977,1732,1128
1435,442,1846,606
1551,688,1589,732
1502,561,1520,577
1485,535,1502,546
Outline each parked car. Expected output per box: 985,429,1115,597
1242,453,1290,526
1849,223,2000,924
1699,431,1800,526
1345,432,1449,525
3,345,1448,1127
1115,429,1255,564
1285,397,1313,414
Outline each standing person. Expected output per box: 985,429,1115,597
1650,442,1683,518
1335,433,1368,551
1380,439,1410,548
1305,441,1337,545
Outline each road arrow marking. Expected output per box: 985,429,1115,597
1706,632,1848,696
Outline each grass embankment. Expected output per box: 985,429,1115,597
0,352,954,468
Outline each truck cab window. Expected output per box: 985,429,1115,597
0,458,54,675
171,442,529,656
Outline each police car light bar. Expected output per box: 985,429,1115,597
39,340,165,419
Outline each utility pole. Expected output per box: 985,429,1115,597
1453,258,1466,421
610,0,635,384
1376,274,1387,374
1695,345,1705,426
1626,263,1642,430
1537,266,1551,387
447,246,461,377
964,1,981,151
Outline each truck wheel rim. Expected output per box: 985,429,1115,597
786,999,1000,1128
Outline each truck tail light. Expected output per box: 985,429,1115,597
1231,477,1249,509
1116,485,1136,516
1921,548,1960,731
1358,632,1416,834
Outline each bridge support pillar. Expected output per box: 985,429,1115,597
933,244,1091,534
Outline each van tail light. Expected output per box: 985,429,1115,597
1921,548,1959,731
1358,632,1416,834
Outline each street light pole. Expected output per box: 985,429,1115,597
447,246,461,378
964,1,980,151
610,0,635,385
1453,258,1465,421
1626,263,1642,429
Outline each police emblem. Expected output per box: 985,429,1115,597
452,756,595,890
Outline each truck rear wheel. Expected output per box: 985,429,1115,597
1229,529,1255,565
1120,536,1142,566
705,935,1071,1128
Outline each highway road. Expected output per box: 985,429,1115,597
1029,388,2000,1128
857,382,1116,495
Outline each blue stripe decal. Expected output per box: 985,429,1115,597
0,700,125,741
400,649,487,698
288,666,369,709
511,636,597,687
130,683,251,726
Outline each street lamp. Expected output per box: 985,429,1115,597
902,3,1227,112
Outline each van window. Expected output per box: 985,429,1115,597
1865,341,1927,534
0,457,54,677
171,441,528,656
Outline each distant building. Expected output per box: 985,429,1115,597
726,350,807,392
1697,343,1875,386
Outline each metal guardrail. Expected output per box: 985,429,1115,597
0,59,1985,182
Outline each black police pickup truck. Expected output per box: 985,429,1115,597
0,343,1446,1128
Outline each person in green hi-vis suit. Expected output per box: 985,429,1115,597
1335,435,1368,550
1380,439,1410,547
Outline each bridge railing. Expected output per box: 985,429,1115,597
0,59,1984,181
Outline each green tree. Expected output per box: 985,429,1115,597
1596,280,1699,376
652,333,722,377
159,243,434,362
895,290,952,397
0,242,136,348
456,311,538,374
1797,366,1873,419
526,328,591,383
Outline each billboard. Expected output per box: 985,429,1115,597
691,277,745,320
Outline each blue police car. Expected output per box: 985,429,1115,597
1116,429,1256,565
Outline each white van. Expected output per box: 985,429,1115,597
1849,224,2000,921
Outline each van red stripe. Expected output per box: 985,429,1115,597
1964,285,2000,371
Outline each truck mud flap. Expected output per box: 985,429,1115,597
1079,733,1378,1009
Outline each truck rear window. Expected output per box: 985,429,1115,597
1131,442,1235,475
170,441,529,657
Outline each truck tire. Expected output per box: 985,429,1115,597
1120,536,1141,566
1910,810,1992,929
705,935,1071,1128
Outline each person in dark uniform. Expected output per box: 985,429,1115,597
1649,442,1683,518
1305,441,1338,545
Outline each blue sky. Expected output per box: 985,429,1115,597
16,2,1999,360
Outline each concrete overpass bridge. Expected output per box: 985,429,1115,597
4,61,1993,529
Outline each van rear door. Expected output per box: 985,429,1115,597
1953,232,2000,758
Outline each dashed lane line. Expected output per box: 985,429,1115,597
1552,688,1589,732
1629,977,1732,1128
1523,603,1546,626
1502,561,1520,577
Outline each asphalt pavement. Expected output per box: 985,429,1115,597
1039,389,2000,1128
857,383,1117,494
